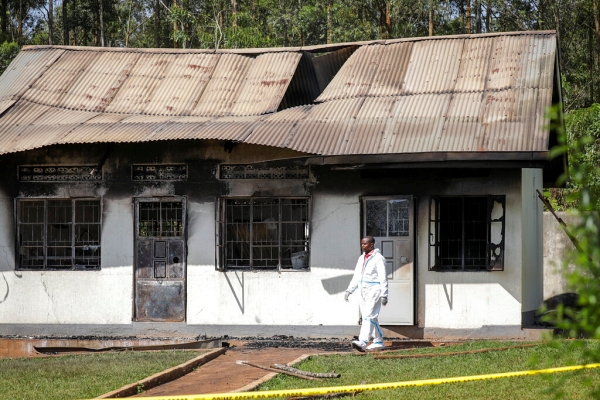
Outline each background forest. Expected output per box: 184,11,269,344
1,0,600,208
1,0,599,112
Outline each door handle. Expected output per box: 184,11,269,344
400,256,409,263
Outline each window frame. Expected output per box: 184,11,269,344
16,198,102,271
217,197,311,272
428,195,505,272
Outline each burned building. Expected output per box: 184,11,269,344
0,31,563,339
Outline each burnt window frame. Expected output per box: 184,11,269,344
16,198,102,271
217,197,311,271
428,195,505,272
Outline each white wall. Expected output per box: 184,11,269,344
0,142,537,336
186,192,362,326
0,191,133,325
416,172,524,329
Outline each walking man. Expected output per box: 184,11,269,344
345,236,388,351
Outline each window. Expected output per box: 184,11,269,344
17,199,101,270
429,196,504,271
218,198,309,270
137,200,184,238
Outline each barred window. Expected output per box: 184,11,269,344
429,196,504,271
218,198,310,271
17,199,101,270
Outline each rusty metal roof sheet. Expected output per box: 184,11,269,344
285,98,365,154
0,31,560,160
246,105,312,148
191,53,253,117
0,48,64,105
105,53,218,115
229,52,302,116
316,45,386,102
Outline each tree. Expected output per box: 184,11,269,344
543,105,600,387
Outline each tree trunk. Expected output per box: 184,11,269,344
99,0,105,46
466,0,471,33
326,3,331,44
593,0,600,104
1,0,6,35
231,0,239,27
18,0,23,45
475,0,481,33
429,0,434,36
48,0,53,44
385,2,391,37
590,21,595,103
155,0,160,47
63,0,68,45
172,0,178,48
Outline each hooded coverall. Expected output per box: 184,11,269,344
346,248,388,344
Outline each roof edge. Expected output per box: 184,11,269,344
22,30,557,55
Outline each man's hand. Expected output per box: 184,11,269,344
381,297,388,306
344,291,351,302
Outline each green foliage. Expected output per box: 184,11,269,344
544,103,600,358
0,42,20,75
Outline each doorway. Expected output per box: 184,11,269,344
134,197,186,322
362,196,415,325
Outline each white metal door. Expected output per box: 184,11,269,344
363,196,414,325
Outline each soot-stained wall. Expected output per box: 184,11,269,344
0,141,538,339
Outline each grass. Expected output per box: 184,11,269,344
0,349,206,400
258,340,600,399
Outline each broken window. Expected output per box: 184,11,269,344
17,199,101,270
218,198,310,270
429,196,504,271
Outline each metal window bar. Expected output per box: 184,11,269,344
17,199,101,270
429,196,505,272
222,198,309,271
138,200,184,239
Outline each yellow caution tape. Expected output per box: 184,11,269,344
101,363,600,400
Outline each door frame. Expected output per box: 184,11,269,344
133,196,187,322
361,195,417,325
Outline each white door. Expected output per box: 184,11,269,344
363,196,414,325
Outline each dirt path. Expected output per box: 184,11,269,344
133,346,336,397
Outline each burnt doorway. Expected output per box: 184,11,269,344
134,197,186,322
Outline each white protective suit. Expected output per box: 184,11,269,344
346,248,388,344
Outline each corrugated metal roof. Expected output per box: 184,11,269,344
230,52,302,116
191,54,253,117
246,105,312,147
315,45,385,102
279,52,322,110
0,31,560,160
311,46,358,93
454,38,493,93
0,48,64,102
58,51,141,112
137,53,219,116
0,48,64,114
367,42,413,97
23,50,101,106
285,98,365,154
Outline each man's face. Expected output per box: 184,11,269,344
361,238,374,253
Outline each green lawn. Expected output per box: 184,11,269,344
258,340,600,399
0,350,205,400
